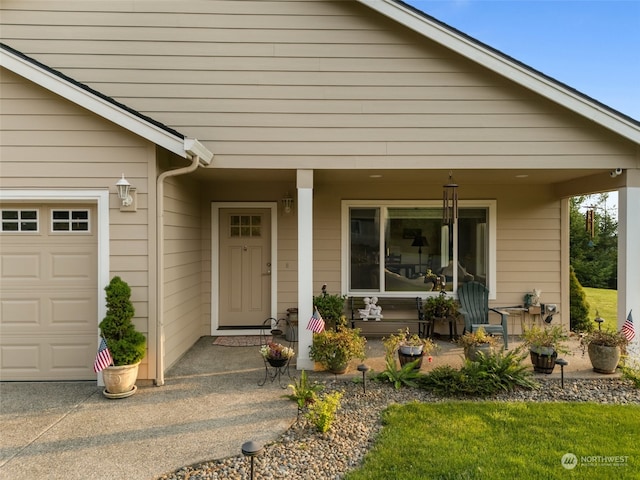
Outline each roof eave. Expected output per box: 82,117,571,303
359,0,640,144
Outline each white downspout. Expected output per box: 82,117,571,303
154,154,201,386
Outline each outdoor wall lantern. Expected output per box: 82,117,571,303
115,174,136,211
281,192,294,215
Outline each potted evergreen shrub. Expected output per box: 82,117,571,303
99,276,146,398
457,327,499,361
522,325,570,374
309,326,366,374
313,288,347,330
580,329,629,374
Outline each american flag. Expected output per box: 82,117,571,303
93,337,113,373
622,310,635,342
306,307,325,333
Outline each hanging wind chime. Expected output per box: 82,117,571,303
443,171,458,225
585,208,595,238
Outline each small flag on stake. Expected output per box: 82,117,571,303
622,310,635,342
94,337,113,373
307,307,325,333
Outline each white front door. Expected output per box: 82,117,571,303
218,208,272,328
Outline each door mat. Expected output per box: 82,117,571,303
212,336,269,347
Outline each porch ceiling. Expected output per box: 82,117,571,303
195,167,610,188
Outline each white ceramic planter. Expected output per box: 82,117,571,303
399,345,424,356
102,362,140,398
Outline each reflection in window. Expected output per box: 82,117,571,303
348,205,488,294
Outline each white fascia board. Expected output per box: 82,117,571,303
1,47,189,157
359,0,640,144
184,138,214,165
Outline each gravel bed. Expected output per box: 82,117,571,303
157,378,639,480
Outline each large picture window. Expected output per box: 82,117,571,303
343,201,496,296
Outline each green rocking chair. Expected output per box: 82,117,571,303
457,281,509,348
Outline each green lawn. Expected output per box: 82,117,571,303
344,402,639,480
584,287,617,330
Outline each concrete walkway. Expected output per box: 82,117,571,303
0,335,607,480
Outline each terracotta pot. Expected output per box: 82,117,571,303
328,363,348,374
102,362,140,397
588,343,620,374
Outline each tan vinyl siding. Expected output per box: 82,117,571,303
1,0,636,170
0,67,154,378
162,176,204,370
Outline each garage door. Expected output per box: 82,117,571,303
0,204,98,380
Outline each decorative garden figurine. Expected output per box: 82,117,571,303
369,297,383,318
358,297,372,318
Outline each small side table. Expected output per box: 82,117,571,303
432,315,458,340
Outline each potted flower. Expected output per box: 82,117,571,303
309,326,366,374
457,327,498,361
383,328,438,369
423,291,458,319
522,325,570,374
99,276,146,398
260,342,295,367
580,329,629,374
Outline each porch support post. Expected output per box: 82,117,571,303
296,169,315,370
617,171,640,342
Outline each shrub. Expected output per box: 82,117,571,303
418,348,538,397
570,266,593,333
306,391,343,433
309,326,366,372
99,276,146,366
374,354,423,390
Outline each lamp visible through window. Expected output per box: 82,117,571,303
411,235,428,275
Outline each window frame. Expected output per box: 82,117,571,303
0,209,39,233
50,209,91,233
341,200,497,299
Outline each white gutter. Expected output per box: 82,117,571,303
154,149,211,386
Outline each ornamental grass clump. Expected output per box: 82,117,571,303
284,370,324,412
418,347,538,397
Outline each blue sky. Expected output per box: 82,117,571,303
403,0,640,120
